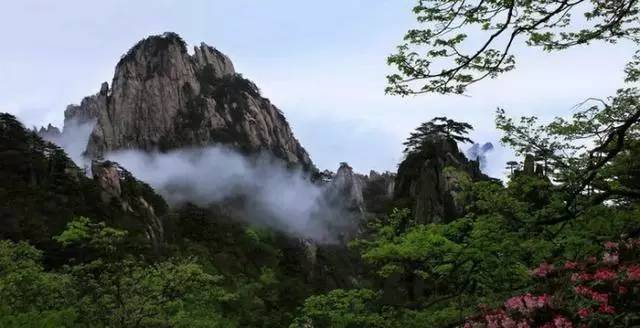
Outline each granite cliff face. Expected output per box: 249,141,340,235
64,32,312,169
326,163,366,213
322,163,396,216
91,160,166,251
394,136,488,224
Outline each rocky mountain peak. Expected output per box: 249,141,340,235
395,135,488,224
321,163,396,217
37,124,61,139
193,42,235,77
63,32,313,169
331,163,365,212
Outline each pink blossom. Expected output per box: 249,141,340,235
577,308,591,318
591,292,609,304
618,285,628,294
563,261,578,270
571,272,592,282
553,316,573,328
505,296,524,311
599,303,615,314
573,285,592,297
604,241,618,250
540,317,573,328
594,268,616,281
627,264,640,281
504,294,550,314
532,262,554,278
602,252,619,265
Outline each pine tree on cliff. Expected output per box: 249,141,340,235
403,117,473,154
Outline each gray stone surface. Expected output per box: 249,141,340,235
65,33,312,169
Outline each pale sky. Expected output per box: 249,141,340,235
0,0,635,178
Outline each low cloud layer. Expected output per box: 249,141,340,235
40,118,95,167
39,117,357,242
107,147,346,241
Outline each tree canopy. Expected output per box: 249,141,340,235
386,0,640,95
403,117,474,154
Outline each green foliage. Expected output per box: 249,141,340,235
291,289,391,328
0,217,234,328
387,0,640,95
403,117,473,154
496,87,640,226
0,114,106,249
0,240,76,326
297,95,640,326
54,216,127,251
166,204,345,327
0,114,168,264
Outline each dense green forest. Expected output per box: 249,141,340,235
2,1,640,327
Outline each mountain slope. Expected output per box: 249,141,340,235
0,113,167,260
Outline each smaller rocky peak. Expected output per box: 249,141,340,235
92,160,123,202
193,42,236,78
37,124,61,139
336,162,354,177
64,82,109,126
366,170,396,199
91,159,167,251
99,82,109,95
513,154,546,177
328,162,365,213
395,135,489,224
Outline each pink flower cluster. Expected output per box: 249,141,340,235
593,267,616,280
602,252,619,265
504,294,550,314
532,262,554,278
463,309,531,328
465,237,640,327
465,311,574,328
627,264,640,281
540,316,573,328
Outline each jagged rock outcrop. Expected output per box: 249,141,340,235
395,136,488,224
362,170,395,214
91,160,124,203
91,160,166,251
327,163,365,213
37,124,62,139
65,32,312,169
513,154,546,177
322,163,396,216
64,82,109,126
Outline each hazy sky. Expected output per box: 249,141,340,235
1,0,634,177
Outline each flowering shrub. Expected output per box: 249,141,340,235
464,238,640,327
